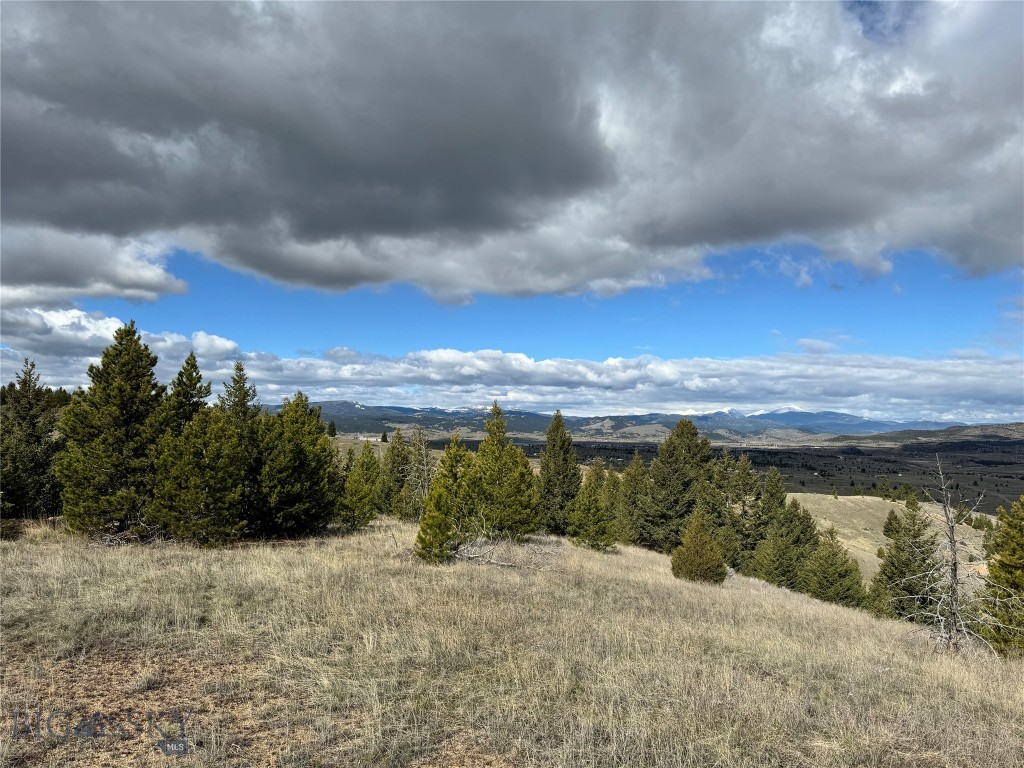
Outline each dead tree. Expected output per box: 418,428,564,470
913,456,1021,655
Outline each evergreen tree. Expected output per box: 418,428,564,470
54,322,166,534
381,427,412,516
748,499,820,590
600,469,621,542
0,359,64,519
636,419,711,552
692,478,742,567
982,496,1024,657
568,460,615,550
464,402,538,539
711,449,735,505
537,410,581,534
415,434,475,562
692,478,730,528
671,508,727,584
415,497,462,564
149,408,246,545
883,508,903,539
731,453,760,516
327,420,337,437
737,466,786,568
799,528,866,608
381,430,388,443
257,391,342,537
758,466,788,523
714,524,742,569
870,506,943,621
216,360,264,527
155,351,211,436
343,442,383,529
218,360,260,424
749,526,790,586
614,450,648,545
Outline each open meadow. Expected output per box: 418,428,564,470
2,518,1022,768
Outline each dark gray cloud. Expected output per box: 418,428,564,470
1,2,1021,302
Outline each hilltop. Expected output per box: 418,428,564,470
2,516,1021,767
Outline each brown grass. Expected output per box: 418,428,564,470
791,493,986,579
2,519,1022,767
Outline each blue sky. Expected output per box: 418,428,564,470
79,246,1019,363
2,2,1022,421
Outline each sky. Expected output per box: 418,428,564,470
1,1,1022,422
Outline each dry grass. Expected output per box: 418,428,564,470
2,519,1022,768
791,493,986,579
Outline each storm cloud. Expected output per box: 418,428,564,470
2,2,1021,304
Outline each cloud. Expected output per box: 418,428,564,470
797,338,838,355
0,2,1019,303
0,225,186,308
3,311,1020,423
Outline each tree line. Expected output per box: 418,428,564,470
2,321,1021,656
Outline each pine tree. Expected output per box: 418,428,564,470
415,434,474,562
799,528,866,608
54,322,166,534
737,466,787,571
749,526,791,586
537,410,581,534
731,453,760,515
342,442,383,529
327,420,337,437
714,524,742,569
758,466,788,523
257,391,342,537
748,499,820,590
218,360,260,424
870,506,943,621
636,419,712,552
692,478,742,567
155,351,211,436
568,460,615,550
671,508,727,584
464,402,537,539
600,469,621,543
614,450,648,545
883,508,903,539
149,408,246,545
0,359,64,519
216,360,263,528
381,427,412,516
982,496,1024,657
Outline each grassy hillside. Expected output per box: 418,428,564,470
791,493,987,579
2,521,1021,768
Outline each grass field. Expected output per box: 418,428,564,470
790,494,986,579
2,516,1022,768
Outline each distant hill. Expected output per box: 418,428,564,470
296,400,1003,444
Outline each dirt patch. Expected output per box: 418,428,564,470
408,730,513,768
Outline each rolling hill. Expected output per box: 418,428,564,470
303,401,981,444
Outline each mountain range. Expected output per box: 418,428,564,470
301,401,977,443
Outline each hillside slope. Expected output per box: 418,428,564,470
791,493,986,579
2,522,1021,767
